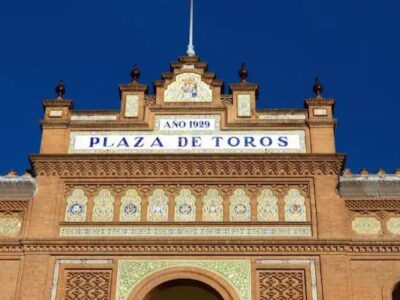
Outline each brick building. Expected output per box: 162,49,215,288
0,55,400,300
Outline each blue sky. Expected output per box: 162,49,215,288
0,0,399,173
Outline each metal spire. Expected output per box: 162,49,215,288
186,0,195,56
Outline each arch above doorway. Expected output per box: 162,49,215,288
126,266,241,300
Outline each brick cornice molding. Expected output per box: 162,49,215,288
3,239,400,254
30,154,345,177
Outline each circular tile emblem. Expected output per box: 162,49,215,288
124,204,138,215
69,203,83,215
179,204,192,215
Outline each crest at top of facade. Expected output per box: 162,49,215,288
164,73,212,102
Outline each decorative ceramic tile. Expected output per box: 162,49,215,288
71,115,118,121
164,73,212,102
387,217,400,234
202,188,223,222
65,189,88,222
49,110,63,118
257,189,279,221
352,217,381,234
125,95,139,117
120,189,141,222
0,213,22,237
237,94,251,117
117,259,251,300
69,115,307,154
256,259,318,300
230,189,251,222
174,188,196,222
258,114,306,120
284,189,306,222
60,225,312,238
147,189,169,222
93,189,115,222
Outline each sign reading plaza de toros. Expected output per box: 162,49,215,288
69,115,306,154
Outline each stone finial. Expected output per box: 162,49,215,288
377,168,386,177
55,80,66,99
313,77,324,97
6,169,17,177
130,64,141,82
360,168,369,176
239,63,248,83
395,169,400,176
343,168,352,176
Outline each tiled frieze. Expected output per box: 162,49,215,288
174,188,196,222
65,188,88,222
0,213,22,237
284,188,307,222
147,189,169,222
117,259,251,300
60,225,312,238
352,217,381,235
387,217,400,234
120,189,141,222
257,189,279,222
202,188,224,222
63,183,311,225
229,188,251,222
93,189,115,222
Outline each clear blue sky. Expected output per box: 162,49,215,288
0,0,399,174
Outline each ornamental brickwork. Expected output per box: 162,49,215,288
0,55,399,300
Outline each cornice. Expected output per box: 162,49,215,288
3,239,400,255
29,154,346,177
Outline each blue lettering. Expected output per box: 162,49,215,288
117,137,129,148
212,136,224,147
178,137,189,147
278,136,289,147
228,137,240,147
103,137,114,148
89,137,100,148
192,136,202,147
260,137,273,147
134,137,144,147
244,136,256,147
151,137,164,148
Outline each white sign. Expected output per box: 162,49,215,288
69,115,306,154
159,118,216,131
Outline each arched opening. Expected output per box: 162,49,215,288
144,279,225,300
393,282,400,300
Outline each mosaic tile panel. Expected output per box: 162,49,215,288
147,189,169,222
238,94,251,117
120,189,141,222
284,189,306,222
164,73,213,102
65,189,88,222
93,189,115,222
116,260,251,300
202,188,224,222
352,217,381,234
230,189,251,222
174,188,196,222
0,213,22,237
124,95,139,117
257,189,279,222
387,217,400,234
60,225,312,238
